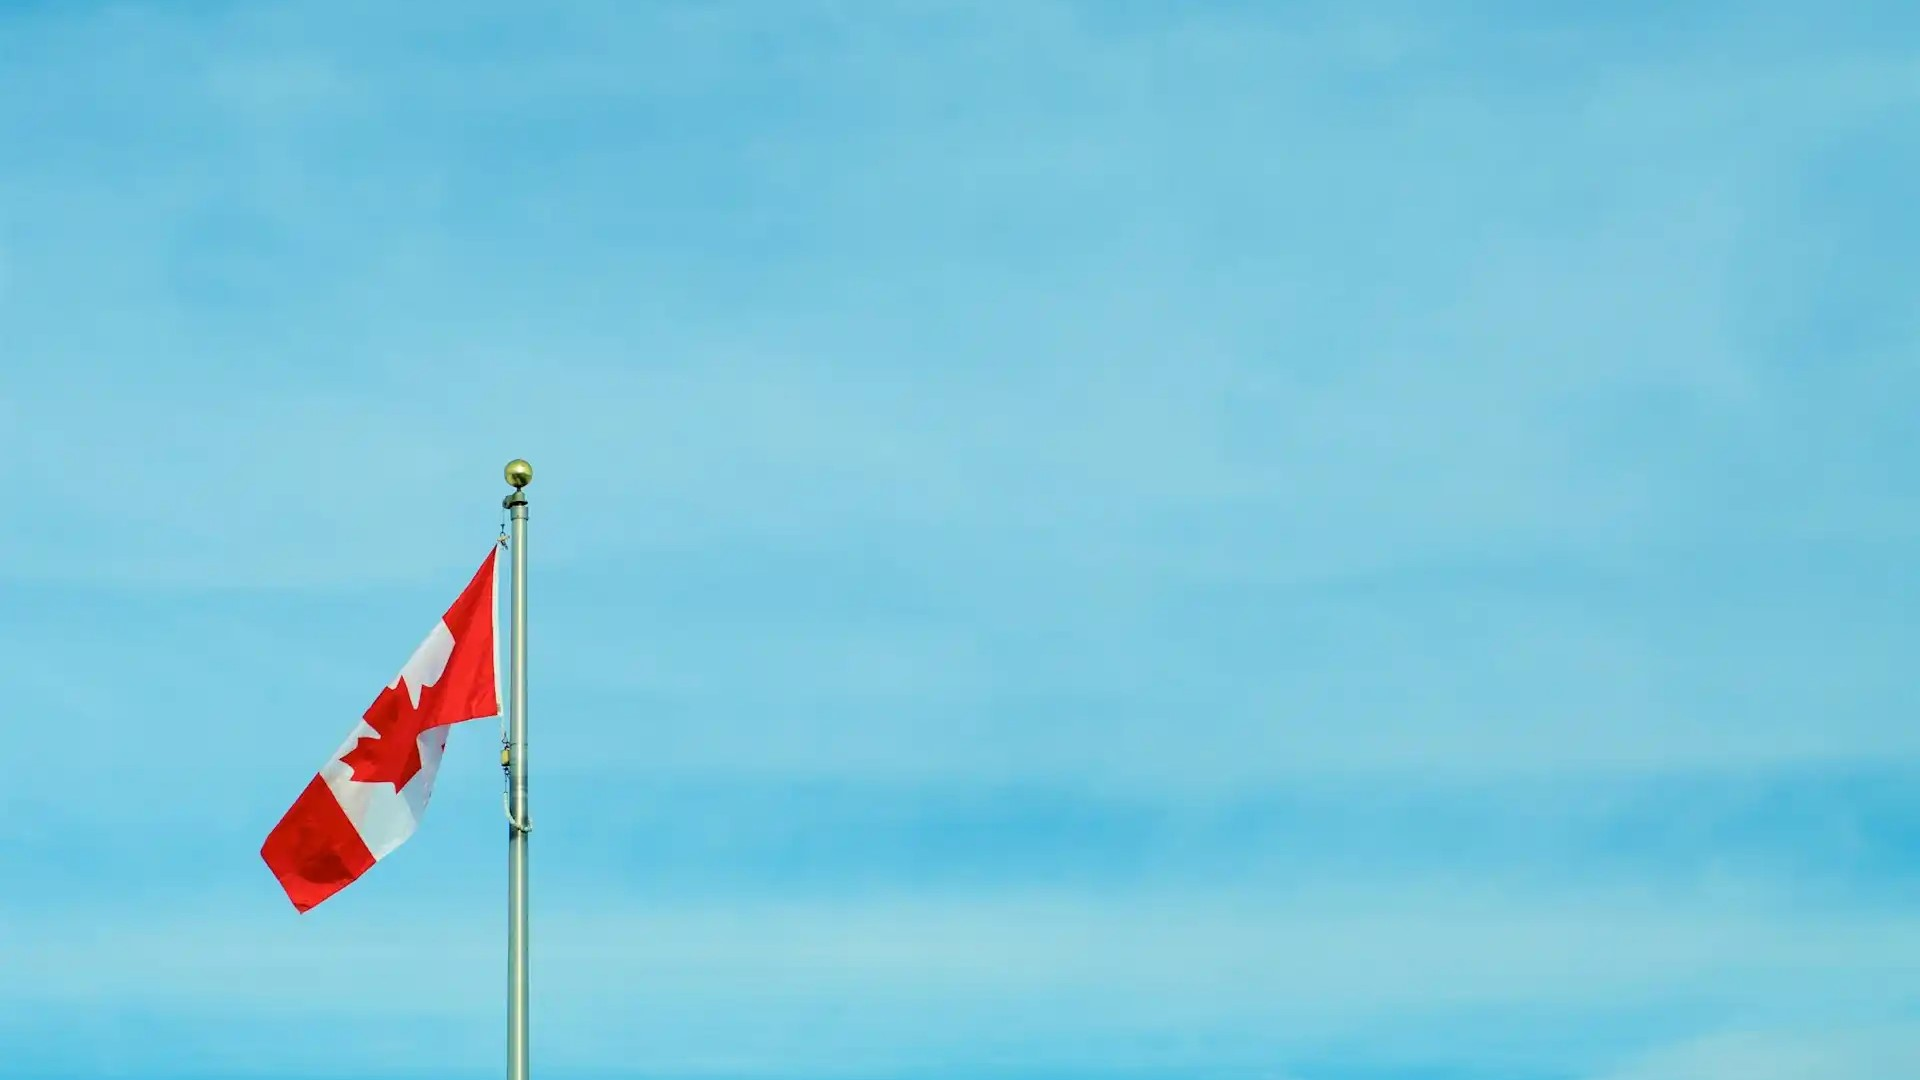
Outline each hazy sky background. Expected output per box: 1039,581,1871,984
4,2,1920,1078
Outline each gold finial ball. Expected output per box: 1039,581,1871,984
504,459,534,488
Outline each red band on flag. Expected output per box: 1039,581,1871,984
261,776,377,913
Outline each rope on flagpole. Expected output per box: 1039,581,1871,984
500,480,532,837
497,514,514,825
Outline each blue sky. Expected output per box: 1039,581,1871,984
4,1,1919,1078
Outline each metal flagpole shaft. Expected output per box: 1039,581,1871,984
503,458,533,1080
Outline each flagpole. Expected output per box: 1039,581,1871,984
503,458,533,1080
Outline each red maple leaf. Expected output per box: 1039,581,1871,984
340,679,434,791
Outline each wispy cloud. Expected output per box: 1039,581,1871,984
9,878,1920,1076
1588,1028,1920,1080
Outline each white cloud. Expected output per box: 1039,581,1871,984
8,880,1920,1074
8,2,1910,592
1590,1028,1920,1080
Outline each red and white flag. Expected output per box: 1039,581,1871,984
262,550,501,911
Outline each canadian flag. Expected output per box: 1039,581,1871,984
262,550,501,911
